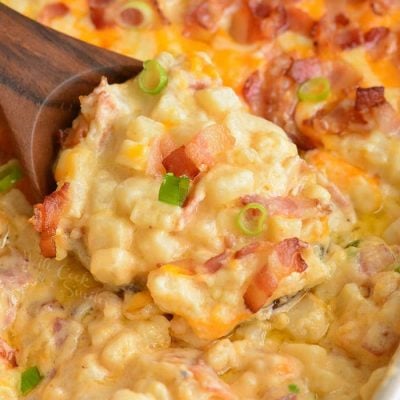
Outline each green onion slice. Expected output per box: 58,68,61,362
344,239,360,249
116,1,154,29
21,366,43,395
237,203,267,236
297,77,331,102
288,383,300,394
0,159,23,193
138,59,168,95
394,265,400,273
158,173,190,207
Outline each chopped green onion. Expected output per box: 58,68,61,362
138,59,168,95
236,203,267,236
297,77,331,102
158,173,190,207
345,239,360,249
0,159,23,193
21,366,43,395
394,265,400,273
288,383,300,394
116,1,154,29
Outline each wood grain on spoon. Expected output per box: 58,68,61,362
0,4,142,201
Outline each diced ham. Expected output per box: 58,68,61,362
244,238,308,312
0,338,17,368
147,135,177,177
288,58,322,83
38,2,70,24
31,183,70,258
241,194,330,219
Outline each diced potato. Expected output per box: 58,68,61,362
115,177,159,216
116,140,149,172
126,116,165,143
267,216,302,242
195,87,241,117
90,248,138,285
136,230,185,265
88,212,134,252
202,165,254,206
130,200,182,231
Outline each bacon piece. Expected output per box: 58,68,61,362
161,125,232,178
355,87,385,113
88,0,116,29
163,146,200,179
204,251,230,273
234,242,261,259
241,194,329,219
364,27,390,47
286,7,314,36
31,183,70,258
336,28,364,50
185,124,234,169
279,395,297,400
370,0,393,15
360,243,395,276
288,58,322,83
0,338,17,368
243,71,264,116
185,0,232,32
244,238,308,312
334,13,350,26
38,2,70,24
147,135,177,177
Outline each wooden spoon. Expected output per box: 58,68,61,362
0,4,142,201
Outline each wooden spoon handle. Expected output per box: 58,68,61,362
0,4,142,200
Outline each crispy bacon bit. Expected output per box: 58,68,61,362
163,146,200,179
244,238,308,312
161,125,232,178
185,0,232,32
88,0,115,29
286,7,315,36
355,86,385,112
204,251,230,273
243,71,264,116
370,0,392,15
364,27,390,47
31,183,70,258
241,194,329,219
288,58,322,83
336,28,364,49
335,13,350,26
0,338,17,368
234,242,261,259
185,124,234,170
38,2,70,23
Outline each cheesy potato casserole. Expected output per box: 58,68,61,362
1,1,400,400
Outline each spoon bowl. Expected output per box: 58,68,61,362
0,4,142,201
